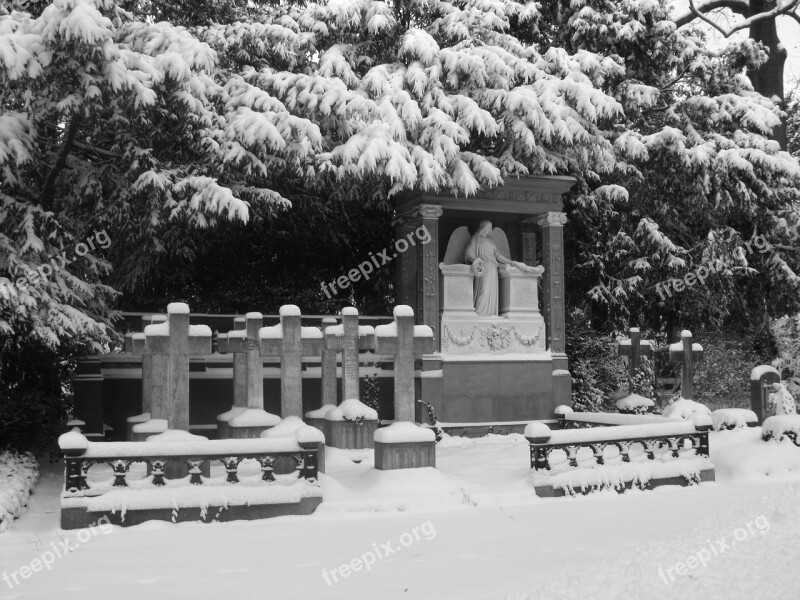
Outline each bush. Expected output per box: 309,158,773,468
0,337,86,451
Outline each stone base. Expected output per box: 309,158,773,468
61,496,322,530
533,468,716,498
326,420,378,449
374,440,436,470
424,355,564,422
440,317,546,355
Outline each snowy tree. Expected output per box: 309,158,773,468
672,0,800,149
524,0,800,336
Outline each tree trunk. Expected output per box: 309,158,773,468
748,0,788,148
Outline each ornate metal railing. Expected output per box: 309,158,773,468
527,421,710,472
61,437,319,494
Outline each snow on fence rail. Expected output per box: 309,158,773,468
524,418,711,472
57,430,322,529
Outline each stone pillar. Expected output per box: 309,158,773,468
414,204,443,349
341,307,360,401
232,317,246,409
537,212,568,360
521,220,538,267
281,309,304,418
395,217,417,308
139,315,168,418
320,316,338,407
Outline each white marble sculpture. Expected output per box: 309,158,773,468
447,221,536,316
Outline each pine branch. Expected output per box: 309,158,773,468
39,112,82,211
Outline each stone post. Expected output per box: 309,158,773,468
375,306,436,422
323,307,375,402
667,330,704,400
320,316,338,407
259,305,324,418
750,365,781,423
414,204,443,349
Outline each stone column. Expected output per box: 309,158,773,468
537,212,568,359
341,307,360,401
232,317,246,409
414,204,443,349
395,216,417,308
521,220,538,267
320,316,338,407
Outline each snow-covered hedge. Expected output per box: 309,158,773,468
762,415,800,444
712,408,758,431
0,451,39,533
615,393,655,415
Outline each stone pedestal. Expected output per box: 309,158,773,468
325,420,378,449
374,422,436,470
228,408,281,439
305,404,336,434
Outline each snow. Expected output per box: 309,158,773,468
548,421,698,445
261,416,306,437
0,451,38,533
554,405,573,416
146,430,208,443
762,415,800,441
81,437,303,459
305,404,336,419
167,302,190,314
189,324,212,337
295,426,326,444
259,324,283,339
341,307,359,316
393,305,414,318
668,341,704,352
65,479,322,513
767,383,797,415
531,457,714,495
414,325,433,338
712,409,758,431
374,322,395,337
280,305,301,317
374,422,436,443
131,419,169,434
301,326,323,339
325,399,379,422
217,406,246,422
226,330,247,339
58,428,89,451
565,412,677,425
5,429,800,598
615,393,655,411
324,324,375,336
228,409,282,428
750,364,780,380
523,422,552,440
245,312,263,320
552,369,571,376
144,322,169,336
126,413,150,424
662,398,712,420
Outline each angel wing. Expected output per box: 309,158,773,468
490,227,512,261
443,226,471,265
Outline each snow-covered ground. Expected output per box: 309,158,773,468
1,429,799,599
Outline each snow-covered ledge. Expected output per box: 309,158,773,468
374,422,436,470
325,399,378,449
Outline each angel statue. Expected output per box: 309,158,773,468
443,221,536,317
